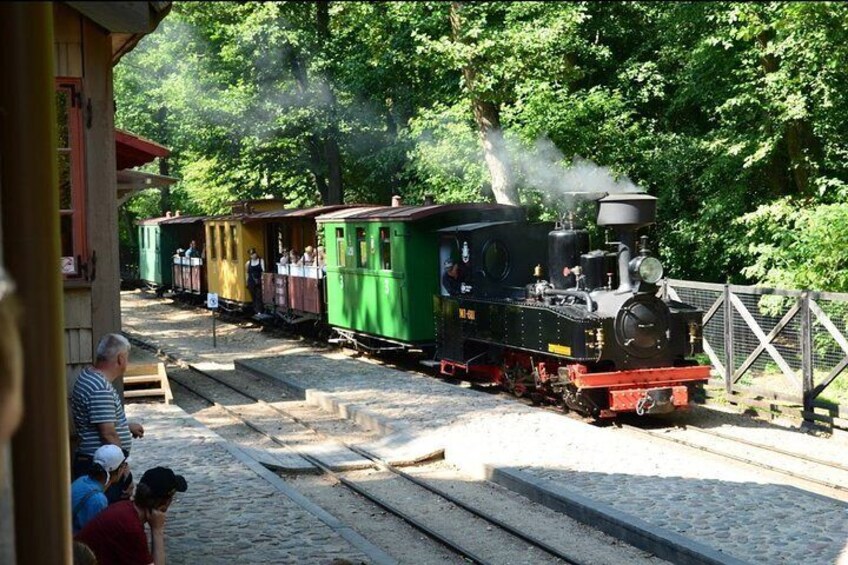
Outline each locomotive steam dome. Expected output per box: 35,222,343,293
596,193,656,228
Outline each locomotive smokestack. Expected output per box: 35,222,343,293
596,194,656,292
391,195,403,207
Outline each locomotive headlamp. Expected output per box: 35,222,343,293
630,256,663,284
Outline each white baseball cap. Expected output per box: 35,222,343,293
93,444,126,480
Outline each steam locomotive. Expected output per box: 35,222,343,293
434,194,710,417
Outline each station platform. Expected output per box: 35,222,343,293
123,400,389,564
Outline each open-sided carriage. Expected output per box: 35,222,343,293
253,206,348,322
137,214,206,294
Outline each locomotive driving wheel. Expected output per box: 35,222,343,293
502,363,531,398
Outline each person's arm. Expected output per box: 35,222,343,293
148,509,167,565
90,388,124,445
96,422,122,446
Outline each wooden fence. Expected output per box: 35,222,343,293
662,279,848,429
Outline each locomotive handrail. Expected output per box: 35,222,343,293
543,288,596,312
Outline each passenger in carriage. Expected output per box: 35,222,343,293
245,248,265,316
316,246,326,268
289,249,301,265
184,240,200,259
302,246,315,266
277,247,290,267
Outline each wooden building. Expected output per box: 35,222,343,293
0,3,171,564
54,2,173,389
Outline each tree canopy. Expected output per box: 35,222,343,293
116,1,848,289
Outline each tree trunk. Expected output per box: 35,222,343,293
756,30,819,198
450,2,519,205
286,34,332,203
316,0,344,204
155,106,172,214
158,156,171,215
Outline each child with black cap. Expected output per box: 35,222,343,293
76,466,187,565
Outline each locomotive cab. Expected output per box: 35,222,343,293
437,221,552,299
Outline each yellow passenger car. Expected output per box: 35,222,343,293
204,199,286,307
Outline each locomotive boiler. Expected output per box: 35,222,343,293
434,193,710,417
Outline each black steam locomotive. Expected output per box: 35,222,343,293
434,193,709,417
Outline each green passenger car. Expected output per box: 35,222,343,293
317,204,524,346
137,215,205,290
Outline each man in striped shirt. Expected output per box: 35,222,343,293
71,333,144,502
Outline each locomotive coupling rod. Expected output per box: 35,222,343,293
543,289,596,312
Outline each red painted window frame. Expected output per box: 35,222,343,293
56,78,87,278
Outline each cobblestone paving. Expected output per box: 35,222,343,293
124,403,369,564
123,292,848,564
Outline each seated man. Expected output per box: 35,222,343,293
76,466,188,565
70,333,144,502
71,444,127,534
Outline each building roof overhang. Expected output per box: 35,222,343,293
63,1,172,64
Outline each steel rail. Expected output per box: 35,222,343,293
682,425,848,474
186,366,583,565
127,334,585,565
166,371,492,565
619,424,847,495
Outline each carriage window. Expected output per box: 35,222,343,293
483,239,510,281
218,226,226,260
208,226,216,259
356,227,367,269
379,227,391,270
57,79,86,276
335,228,346,267
230,225,238,261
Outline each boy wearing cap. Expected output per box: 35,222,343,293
76,466,187,565
70,444,127,533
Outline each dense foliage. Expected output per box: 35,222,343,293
116,1,848,289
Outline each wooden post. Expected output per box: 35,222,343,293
723,283,733,395
0,4,72,564
800,292,814,420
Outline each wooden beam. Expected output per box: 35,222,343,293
0,4,72,563
729,293,799,387
731,297,801,385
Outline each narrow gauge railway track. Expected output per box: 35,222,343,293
684,425,848,474
616,422,848,499
128,338,586,565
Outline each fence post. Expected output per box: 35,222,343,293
800,291,814,422
661,277,669,301
723,283,733,394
